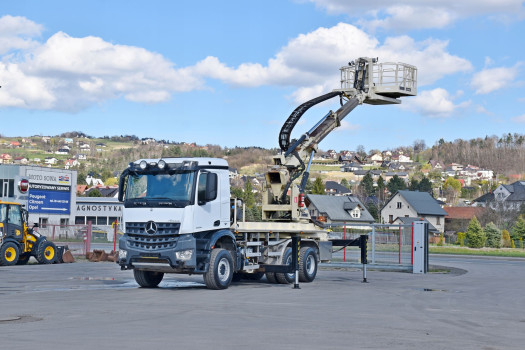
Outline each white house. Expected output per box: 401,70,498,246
381,190,447,234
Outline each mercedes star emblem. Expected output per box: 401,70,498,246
145,221,158,234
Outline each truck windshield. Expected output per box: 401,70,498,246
125,171,195,206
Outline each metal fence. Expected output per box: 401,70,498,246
327,223,416,267
35,221,122,256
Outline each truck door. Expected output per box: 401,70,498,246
5,205,24,242
193,171,221,232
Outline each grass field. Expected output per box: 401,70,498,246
430,245,525,257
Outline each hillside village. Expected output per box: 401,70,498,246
1,132,525,247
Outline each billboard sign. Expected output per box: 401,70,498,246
25,169,72,215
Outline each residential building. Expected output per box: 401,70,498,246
324,181,351,196
380,190,447,234
306,194,375,225
474,181,525,210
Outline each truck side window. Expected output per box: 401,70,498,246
198,173,207,203
8,205,22,226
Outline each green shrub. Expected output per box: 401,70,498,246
511,240,516,249
466,216,486,248
502,230,511,248
484,222,502,248
457,232,466,247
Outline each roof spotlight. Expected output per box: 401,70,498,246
158,160,166,169
139,160,148,170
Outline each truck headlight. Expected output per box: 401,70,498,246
118,249,127,259
176,249,193,261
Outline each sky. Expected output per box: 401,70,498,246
1,0,524,153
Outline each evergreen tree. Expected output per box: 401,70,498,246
360,172,375,196
376,175,386,202
409,178,419,191
484,222,502,248
387,175,406,194
466,216,486,248
243,180,255,208
418,177,433,194
340,178,350,190
312,177,325,195
511,215,525,241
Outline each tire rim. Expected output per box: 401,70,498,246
306,254,316,276
5,247,16,262
44,246,55,260
217,257,231,283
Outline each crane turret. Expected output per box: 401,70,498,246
261,57,417,222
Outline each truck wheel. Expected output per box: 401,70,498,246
17,253,31,265
299,247,318,282
0,242,20,266
275,247,295,284
36,241,57,264
134,270,164,288
204,248,233,290
265,272,277,283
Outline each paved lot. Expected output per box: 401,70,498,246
0,257,523,350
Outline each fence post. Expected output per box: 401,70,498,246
398,224,401,264
113,219,118,252
360,234,368,283
371,225,376,264
343,221,346,262
85,220,92,255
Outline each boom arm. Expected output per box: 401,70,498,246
262,57,417,221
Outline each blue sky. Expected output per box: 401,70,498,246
1,0,524,153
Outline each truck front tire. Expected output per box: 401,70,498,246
204,248,233,290
0,242,20,266
134,270,164,288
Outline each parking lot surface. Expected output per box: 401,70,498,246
0,257,523,349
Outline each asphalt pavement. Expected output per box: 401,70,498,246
0,256,523,349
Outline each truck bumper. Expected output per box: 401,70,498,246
117,234,203,273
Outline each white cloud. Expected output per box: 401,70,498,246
0,18,471,112
193,23,471,93
471,65,520,94
512,114,525,123
0,30,204,111
400,88,470,118
0,15,43,54
307,0,525,31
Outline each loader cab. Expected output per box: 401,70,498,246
0,202,25,243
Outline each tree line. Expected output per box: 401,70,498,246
427,133,525,175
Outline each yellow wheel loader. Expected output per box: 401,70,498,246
0,201,57,266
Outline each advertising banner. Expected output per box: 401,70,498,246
25,169,72,214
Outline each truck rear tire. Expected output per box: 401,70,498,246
265,272,277,283
299,247,318,282
275,247,295,284
0,242,20,266
134,270,164,288
36,241,57,264
204,248,233,290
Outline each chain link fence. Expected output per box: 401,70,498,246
327,223,415,267
35,221,122,256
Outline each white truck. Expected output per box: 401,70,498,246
116,58,417,289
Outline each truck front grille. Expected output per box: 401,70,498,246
125,222,181,250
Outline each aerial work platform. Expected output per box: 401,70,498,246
335,57,417,105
